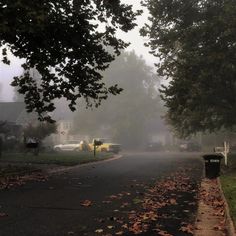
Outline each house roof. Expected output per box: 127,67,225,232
0,102,37,124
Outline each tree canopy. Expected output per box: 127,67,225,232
23,122,57,141
0,1,141,120
141,0,236,137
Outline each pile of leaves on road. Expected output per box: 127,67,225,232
0,165,48,190
93,166,200,236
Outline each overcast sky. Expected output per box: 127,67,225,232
0,1,156,101
120,0,156,65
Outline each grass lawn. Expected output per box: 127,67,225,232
220,152,236,226
0,165,41,178
0,151,113,166
221,173,236,226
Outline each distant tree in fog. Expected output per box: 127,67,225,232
23,122,57,142
141,0,236,137
0,1,141,121
74,51,163,147
13,87,24,102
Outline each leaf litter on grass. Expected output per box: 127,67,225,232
0,172,48,190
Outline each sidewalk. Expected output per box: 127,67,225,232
194,178,236,236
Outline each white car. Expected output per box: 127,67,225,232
53,140,82,152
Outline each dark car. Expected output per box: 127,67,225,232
146,142,163,151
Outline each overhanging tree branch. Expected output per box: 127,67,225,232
0,0,142,121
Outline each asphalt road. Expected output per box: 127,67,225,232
0,152,203,236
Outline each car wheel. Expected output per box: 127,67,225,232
55,147,61,152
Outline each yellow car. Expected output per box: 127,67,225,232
89,139,121,154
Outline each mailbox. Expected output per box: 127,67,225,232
93,140,103,146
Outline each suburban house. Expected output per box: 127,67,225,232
50,100,89,145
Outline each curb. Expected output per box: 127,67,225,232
47,154,122,175
217,178,236,236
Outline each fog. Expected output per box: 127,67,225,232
0,56,24,101
51,50,169,150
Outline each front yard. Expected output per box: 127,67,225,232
0,151,113,166
0,152,114,188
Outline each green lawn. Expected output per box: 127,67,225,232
0,151,113,166
0,165,41,178
227,153,236,169
220,152,236,226
221,173,236,225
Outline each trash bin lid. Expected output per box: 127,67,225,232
202,153,223,160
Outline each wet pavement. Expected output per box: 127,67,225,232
0,152,203,236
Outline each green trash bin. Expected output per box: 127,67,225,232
203,154,223,179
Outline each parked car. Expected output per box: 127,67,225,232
98,143,121,154
145,142,163,151
54,139,121,153
53,140,85,152
179,142,201,152
89,138,121,154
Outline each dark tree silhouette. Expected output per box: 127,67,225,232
142,0,236,137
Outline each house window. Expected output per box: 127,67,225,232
63,122,71,130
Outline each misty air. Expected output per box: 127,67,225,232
0,1,236,235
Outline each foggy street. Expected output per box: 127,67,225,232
0,152,203,236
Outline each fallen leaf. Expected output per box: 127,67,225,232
107,225,114,229
109,195,118,199
122,224,128,229
179,224,194,234
0,212,7,217
80,200,92,207
158,230,173,236
213,225,224,231
169,198,177,205
95,229,104,233
115,231,124,235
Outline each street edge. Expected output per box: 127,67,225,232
193,158,205,236
47,154,123,175
217,177,236,236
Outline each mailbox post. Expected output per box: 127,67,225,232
93,140,103,157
